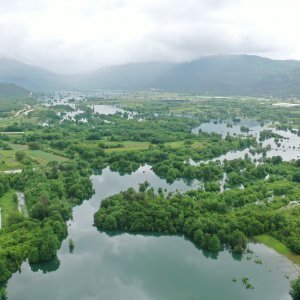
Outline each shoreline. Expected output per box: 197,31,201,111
254,234,300,266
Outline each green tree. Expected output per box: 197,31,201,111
15,150,26,161
290,276,300,300
28,142,41,150
229,230,247,253
201,234,221,252
103,215,117,230
0,260,10,286
0,287,7,300
292,172,300,183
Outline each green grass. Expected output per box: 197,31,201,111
8,144,28,151
165,141,185,148
255,234,300,265
105,141,150,153
0,132,24,136
165,140,206,149
0,115,37,128
27,150,68,165
191,141,206,149
0,150,23,170
0,144,68,170
255,235,289,254
0,104,43,128
0,190,17,228
103,140,205,153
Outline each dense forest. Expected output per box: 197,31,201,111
94,159,300,255
0,161,93,292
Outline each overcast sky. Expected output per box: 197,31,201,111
0,0,299,73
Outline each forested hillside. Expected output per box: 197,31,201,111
0,83,33,118
2,55,300,96
0,83,29,98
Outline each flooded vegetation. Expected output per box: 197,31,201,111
1,92,300,299
7,166,300,300
2,1,300,298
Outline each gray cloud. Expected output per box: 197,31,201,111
0,0,299,73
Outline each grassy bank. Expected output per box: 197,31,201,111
255,234,300,265
0,190,17,228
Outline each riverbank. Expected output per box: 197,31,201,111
255,234,300,266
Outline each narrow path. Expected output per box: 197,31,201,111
278,201,300,211
1,170,22,174
16,192,28,217
0,192,27,229
9,105,34,119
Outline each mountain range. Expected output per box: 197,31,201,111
0,82,30,98
1,55,300,97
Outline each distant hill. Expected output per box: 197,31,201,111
87,55,300,97
82,62,174,89
0,83,33,117
2,55,300,96
0,82,30,98
154,55,300,96
0,58,62,90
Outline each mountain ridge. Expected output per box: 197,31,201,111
0,82,30,98
1,55,300,96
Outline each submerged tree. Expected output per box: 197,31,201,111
69,239,75,253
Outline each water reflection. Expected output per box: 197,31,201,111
92,104,137,119
192,119,300,162
7,166,298,300
192,119,265,138
29,257,61,274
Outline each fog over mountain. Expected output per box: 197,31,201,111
1,0,300,73
0,58,59,90
1,1,300,96
1,55,300,97
0,82,29,98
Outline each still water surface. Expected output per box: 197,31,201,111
192,119,300,162
7,166,298,300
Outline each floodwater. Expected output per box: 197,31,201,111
7,166,298,300
192,119,300,162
